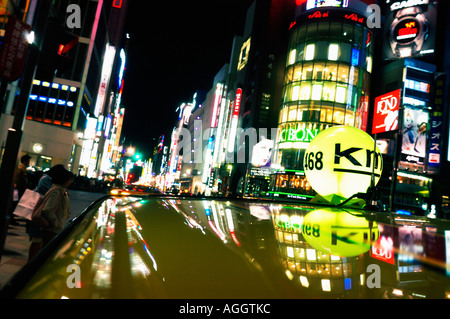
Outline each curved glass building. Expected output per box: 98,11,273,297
272,1,374,199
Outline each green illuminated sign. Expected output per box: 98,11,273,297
279,126,320,143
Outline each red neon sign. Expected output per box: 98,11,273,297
308,11,329,19
112,0,122,8
345,13,365,24
233,88,242,119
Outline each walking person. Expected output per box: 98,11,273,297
27,165,66,261
39,168,74,247
10,154,31,225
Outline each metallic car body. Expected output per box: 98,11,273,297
1,195,450,299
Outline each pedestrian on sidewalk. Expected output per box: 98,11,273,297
39,168,74,247
10,154,31,225
27,165,66,261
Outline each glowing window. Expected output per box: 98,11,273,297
289,49,297,65
312,84,322,100
305,44,315,61
287,246,294,258
323,82,336,101
328,44,339,61
281,108,288,122
336,85,347,103
288,108,297,121
366,56,372,73
300,276,309,288
300,84,311,100
292,85,300,101
306,248,316,261
321,279,331,292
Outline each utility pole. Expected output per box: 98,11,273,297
0,0,52,263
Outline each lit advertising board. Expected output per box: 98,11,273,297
401,107,429,165
94,44,116,116
372,89,401,134
306,0,348,10
370,225,395,265
383,0,437,60
251,139,273,168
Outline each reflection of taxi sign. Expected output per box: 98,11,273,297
275,214,302,231
302,208,379,257
304,126,382,201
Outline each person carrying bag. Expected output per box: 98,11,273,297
35,169,74,247
13,189,41,221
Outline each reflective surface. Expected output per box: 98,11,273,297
2,196,450,299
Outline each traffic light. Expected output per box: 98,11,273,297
35,21,79,82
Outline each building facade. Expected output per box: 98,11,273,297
0,0,128,178
272,0,375,200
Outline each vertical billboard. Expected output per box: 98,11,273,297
372,89,401,134
383,0,437,60
401,107,429,165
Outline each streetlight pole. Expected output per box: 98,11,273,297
0,0,52,262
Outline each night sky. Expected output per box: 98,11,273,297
121,1,254,159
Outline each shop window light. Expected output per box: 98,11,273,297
328,44,339,61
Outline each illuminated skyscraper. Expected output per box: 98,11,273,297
271,0,375,199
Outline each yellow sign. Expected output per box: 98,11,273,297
304,126,382,201
302,208,379,257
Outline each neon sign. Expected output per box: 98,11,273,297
112,0,123,8
345,13,365,24
308,11,329,19
279,125,319,143
233,88,242,119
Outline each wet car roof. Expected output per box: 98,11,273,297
1,195,450,299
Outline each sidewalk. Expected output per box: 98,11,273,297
0,190,105,290
0,218,29,289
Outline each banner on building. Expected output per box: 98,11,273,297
372,89,401,134
0,17,31,81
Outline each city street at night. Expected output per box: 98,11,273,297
1,0,450,307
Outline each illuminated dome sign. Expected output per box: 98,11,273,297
304,126,383,202
302,208,379,257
